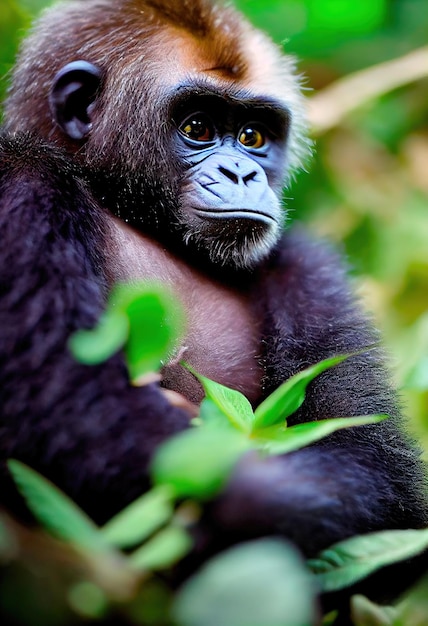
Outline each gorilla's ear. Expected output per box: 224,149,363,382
49,61,102,141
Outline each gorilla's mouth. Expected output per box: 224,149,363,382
193,207,278,225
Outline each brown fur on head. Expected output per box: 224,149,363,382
4,0,308,174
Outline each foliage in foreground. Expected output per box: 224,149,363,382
2,284,428,626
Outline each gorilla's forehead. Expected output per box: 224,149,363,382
144,23,300,115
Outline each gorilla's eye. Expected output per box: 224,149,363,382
179,113,215,142
238,125,266,149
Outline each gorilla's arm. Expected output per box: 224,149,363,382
209,231,428,556
0,133,190,522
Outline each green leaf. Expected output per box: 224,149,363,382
308,527,428,593
404,355,428,391
101,485,174,549
69,282,184,379
129,525,192,571
68,310,129,365
190,370,254,434
119,284,184,383
350,595,397,626
322,610,340,626
253,354,350,430
255,415,387,456
394,573,428,626
198,398,231,427
68,582,109,620
173,539,317,626
151,427,250,499
8,460,111,553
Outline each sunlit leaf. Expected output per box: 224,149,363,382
101,485,174,549
394,573,428,626
189,369,254,434
253,354,350,430
255,415,386,456
8,460,111,554
151,427,251,499
404,356,428,391
198,397,231,427
68,310,129,365
129,525,192,572
322,610,340,626
68,582,109,620
117,283,184,383
173,539,317,626
308,528,428,593
350,595,397,626
70,281,185,380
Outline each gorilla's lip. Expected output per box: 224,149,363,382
193,207,278,225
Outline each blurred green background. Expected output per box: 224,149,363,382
1,0,428,451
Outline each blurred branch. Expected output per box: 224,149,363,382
309,46,428,135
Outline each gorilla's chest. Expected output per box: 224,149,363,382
105,219,263,405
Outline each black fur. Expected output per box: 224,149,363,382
0,133,191,522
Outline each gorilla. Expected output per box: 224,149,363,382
0,0,426,603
